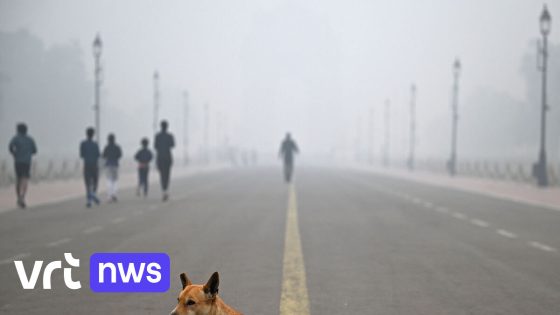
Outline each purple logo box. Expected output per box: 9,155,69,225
90,253,170,292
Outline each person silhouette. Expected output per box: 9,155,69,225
134,137,153,197
102,133,122,202
154,120,175,201
9,123,37,209
279,133,299,183
80,127,100,208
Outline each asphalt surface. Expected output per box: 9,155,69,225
0,167,559,314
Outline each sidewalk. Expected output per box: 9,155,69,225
0,165,224,214
352,165,560,212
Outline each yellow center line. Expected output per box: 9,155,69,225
280,184,311,315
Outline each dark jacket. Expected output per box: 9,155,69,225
154,132,174,163
9,134,37,164
80,139,100,166
135,148,153,168
103,143,122,167
279,139,299,165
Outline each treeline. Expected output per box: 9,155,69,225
0,30,91,158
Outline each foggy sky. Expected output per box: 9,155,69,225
0,0,558,164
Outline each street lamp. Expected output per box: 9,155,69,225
153,70,160,136
541,5,552,36
383,99,390,167
368,106,374,164
0,72,9,121
204,103,210,164
408,84,417,171
533,5,552,187
448,58,461,176
183,90,189,165
92,34,102,144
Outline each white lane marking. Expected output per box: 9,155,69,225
435,206,449,213
496,229,518,239
452,212,467,220
83,226,103,235
470,219,490,228
0,253,30,266
356,167,560,212
46,238,71,247
111,217,126,224
423,201,434,208
529,241,558,253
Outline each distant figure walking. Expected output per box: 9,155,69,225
135,137,153,197
102,133,122,202
154,120,175,201
80,127,100,208
9,123,37,209
279,133,299,183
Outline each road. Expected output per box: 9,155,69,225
0,167,559,314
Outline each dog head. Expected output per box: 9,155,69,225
169,272,220,315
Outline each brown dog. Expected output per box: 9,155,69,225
169,272,243,315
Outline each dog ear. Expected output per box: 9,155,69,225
180,273,192,289
203,272,219,298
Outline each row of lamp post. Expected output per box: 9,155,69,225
377,4,552,187
377,61,459,174
446,5,551,186
90,35,191,163
92,5,553,186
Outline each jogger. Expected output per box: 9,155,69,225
102,133,122,202
9,123,37,209
80,127,101,208
279,133,299,183
134,138,153,197
154,120,175,201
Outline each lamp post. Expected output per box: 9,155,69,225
368,106,374,164
408,84,416,171
183,90,189,165
0,72,9,121
448,58,461,176
153,70,160,136
533,4,552,187
204,103,209,164
383,99,390,167
355,116,362,162
92,34,102,144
